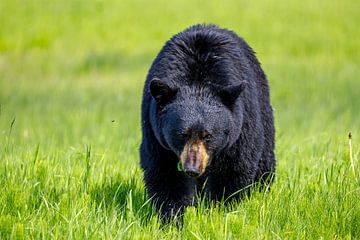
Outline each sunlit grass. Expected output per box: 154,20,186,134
1,0,359,239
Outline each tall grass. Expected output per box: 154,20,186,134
1,0,359,239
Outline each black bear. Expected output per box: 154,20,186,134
140,24,275,220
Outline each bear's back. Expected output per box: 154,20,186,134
147,24,258,89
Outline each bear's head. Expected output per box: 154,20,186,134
150,78,246,178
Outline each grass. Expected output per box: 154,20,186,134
0,0,359,239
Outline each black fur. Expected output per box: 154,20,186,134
140,24,276,220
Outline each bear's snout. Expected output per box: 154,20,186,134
180,139,209,178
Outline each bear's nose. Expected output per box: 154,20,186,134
184,167,201,178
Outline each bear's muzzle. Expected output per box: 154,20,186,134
180,139,209,178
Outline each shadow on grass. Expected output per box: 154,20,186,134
89,172,276,229
89,173,156,225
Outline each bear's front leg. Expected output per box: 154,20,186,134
143,168,197,222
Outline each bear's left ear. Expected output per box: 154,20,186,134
216,82,247,108
149,78,178,107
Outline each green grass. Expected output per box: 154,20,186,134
1,0,359,239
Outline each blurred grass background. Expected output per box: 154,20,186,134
0,0,359,239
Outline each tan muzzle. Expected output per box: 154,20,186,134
180,139,209,177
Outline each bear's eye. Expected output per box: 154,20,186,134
203,133,212,143
178,132,189,139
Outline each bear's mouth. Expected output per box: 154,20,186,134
180,139,209,178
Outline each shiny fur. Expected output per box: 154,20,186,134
140,24,276,221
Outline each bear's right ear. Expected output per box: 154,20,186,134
149,78,177,107
216,82,247,108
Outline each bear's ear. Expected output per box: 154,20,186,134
216,82,247,108
149,78,177,107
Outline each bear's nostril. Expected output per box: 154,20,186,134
184,168,200,178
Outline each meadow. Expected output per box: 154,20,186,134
0,0,359,239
